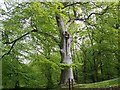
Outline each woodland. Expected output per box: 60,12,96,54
0,1,120,90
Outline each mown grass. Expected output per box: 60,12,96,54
74,78,120,88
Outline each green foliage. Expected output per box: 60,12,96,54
72,2,119,84
77,78,120,88
0,1,119,89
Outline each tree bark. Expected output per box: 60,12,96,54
56,15,74,84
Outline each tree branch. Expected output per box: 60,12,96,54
2,28,60,59
62,2,89,9
4,29,37,44
67,6,109,27
2,41,16,58
1,29,37,59
76,6,108,21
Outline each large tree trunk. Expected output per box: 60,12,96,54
56,15,74,84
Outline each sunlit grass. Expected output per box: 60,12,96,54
74,78,120,88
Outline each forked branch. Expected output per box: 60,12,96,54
67,6,108,27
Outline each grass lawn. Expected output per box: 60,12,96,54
74,78,120,88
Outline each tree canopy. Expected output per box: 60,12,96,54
0,1,119,89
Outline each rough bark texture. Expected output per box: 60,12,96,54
56,15,74,84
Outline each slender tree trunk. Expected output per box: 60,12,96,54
82,49,87,83
100,58,104,81
72,46,78,83
99,51,104,81
73,67,78,83
15,80,19,88
46,68,53,89
93,57,98,82
15,73,19,88
56,15,74,84
83,60,87,83
88,30,96,82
